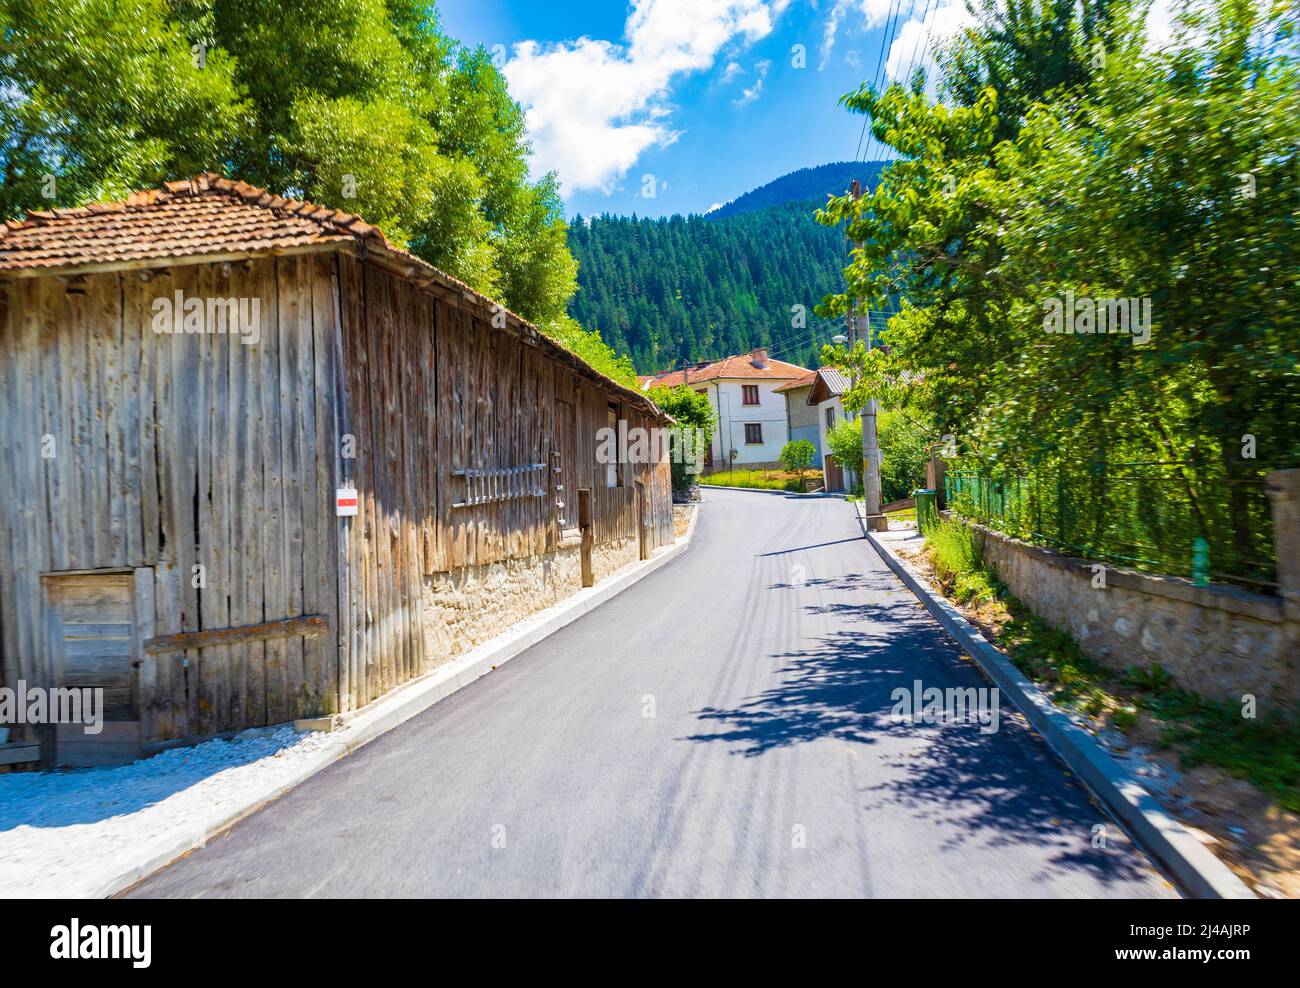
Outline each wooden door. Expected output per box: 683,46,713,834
45,572,143,765
824,455,845,493
555,398,577,535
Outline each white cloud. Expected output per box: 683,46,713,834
883,0,975,86
503,1,792,197
734,59,772,105
819,0,895,71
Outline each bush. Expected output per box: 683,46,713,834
778,439,816,479
927,516,981,582
877,410,931,504
825,410,932,502
825,416,862,477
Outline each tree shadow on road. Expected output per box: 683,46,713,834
683,577,1169,893
685,626,909,753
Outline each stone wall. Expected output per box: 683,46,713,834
421,537,640,661
958,468,1300,712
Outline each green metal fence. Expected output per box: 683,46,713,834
945,463,1277,593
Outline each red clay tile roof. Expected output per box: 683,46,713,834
643,352,810,388
0,173,388,272
773,370,818,393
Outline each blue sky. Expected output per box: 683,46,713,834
436,0,970,219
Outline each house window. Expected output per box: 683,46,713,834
825,406,837,429
741,384,759,406
695,388,707,396
606,404,622,488
744,423,763,445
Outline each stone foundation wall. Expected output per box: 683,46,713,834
967,521,1298,712
421,537,640,662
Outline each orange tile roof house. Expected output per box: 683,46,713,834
0,174,674,766
641,348,810,471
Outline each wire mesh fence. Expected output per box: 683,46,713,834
945,462,1278,593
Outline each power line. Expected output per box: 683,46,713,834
859,0,911,166
855,0,903,163
908,0,942,90
901,0,938,88
871,0,942,161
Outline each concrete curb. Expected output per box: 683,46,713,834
860,520,1255,899
102,512,699,899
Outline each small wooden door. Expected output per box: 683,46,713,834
824,455,845,493
45,572,143,765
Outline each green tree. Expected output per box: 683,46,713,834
877,411,931,504
817,0,1299,578
647,386,716,493
567,198,875,371
779,439,816,485
0,0,247,218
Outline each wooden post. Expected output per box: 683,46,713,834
927,445,947,510
850,178,887,531
636,480,649,561
578,487,594,587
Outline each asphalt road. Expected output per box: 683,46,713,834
130,488,1177,898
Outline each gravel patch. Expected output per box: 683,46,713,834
0,727,336,897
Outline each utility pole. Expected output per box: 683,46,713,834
850,179,887,532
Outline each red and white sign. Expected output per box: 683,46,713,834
336,487,359,517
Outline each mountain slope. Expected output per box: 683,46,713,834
567,162,888,373
706,160,887,220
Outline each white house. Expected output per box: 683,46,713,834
640,348,811,470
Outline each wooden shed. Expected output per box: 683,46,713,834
0,174,674,765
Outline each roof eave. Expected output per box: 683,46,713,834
0,240,348,280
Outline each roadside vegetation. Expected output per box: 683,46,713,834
704,468,821,493
826,410,931,503
779,440,817,488
817,0,1299,586
920,517,1300,812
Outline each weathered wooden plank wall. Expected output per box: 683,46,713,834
0,255,340,743
335,256,673,711
0,247,673,741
